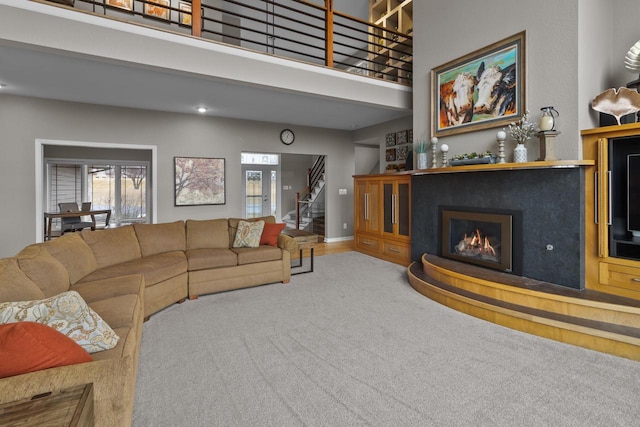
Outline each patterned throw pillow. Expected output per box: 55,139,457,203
232,220,265,248
0,291,119,353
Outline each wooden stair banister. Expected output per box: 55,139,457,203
295,156,325,230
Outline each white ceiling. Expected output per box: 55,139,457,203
0,2,412,132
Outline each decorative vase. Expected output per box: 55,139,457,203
417,152,428,169
513,143,527,163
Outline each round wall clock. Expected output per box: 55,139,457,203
280,129,295,145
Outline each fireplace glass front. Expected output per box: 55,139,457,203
441,208,518,273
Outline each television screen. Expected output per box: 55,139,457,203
628,154,640,236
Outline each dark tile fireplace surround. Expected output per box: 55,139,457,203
411,167,586,289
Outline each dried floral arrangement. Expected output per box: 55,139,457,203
508,110,537,144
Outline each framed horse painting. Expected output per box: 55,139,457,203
431,31,526,137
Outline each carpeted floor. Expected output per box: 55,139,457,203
133,251,640,426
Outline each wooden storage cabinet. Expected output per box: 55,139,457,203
355,178,380,234
582,123,640,300
354,174,410,265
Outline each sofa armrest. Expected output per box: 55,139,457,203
277,234,298,255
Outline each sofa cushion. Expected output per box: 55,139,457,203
186,219,229,250
0,291,119,354
71,274,144,305
260,222,287,246
16,245,70,298
0,322,92,379
232,246,282,265
79,251,187,287
0,258,45,303
232,220,265,248
228,216,275,247
134,221,186,257
42,233,97,285
185,248,237,271
81,225,141,269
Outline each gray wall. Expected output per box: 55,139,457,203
412,0,636,164
353,116,413,173
0,94,355,258
280,153,316,218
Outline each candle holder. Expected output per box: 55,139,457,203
431,137,439,168
496,130,507,164
440,143,449,167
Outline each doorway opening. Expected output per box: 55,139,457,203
241,152,280,219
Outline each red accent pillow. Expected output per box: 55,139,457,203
260,223,287,246
0,322,93,378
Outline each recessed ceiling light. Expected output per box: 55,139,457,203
197,107,207,113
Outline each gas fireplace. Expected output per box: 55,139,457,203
440,207,522,275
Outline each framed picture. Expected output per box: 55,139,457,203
105,0,133,11
396,130,408,145
396,146,406,161
174,157,226,206
179,2,192,27
385,133,396,147
144,0,170,21
385,148,396,162
431,31,526,137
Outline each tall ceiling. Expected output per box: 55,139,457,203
0,1,412,131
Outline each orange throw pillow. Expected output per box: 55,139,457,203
260,223,287,246
0,322,92,378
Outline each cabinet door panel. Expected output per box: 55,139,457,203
368,183,380,232
383,182,394,234
397,182,410,237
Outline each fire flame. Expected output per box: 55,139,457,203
460,229,496,256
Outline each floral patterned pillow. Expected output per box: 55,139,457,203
232,220,265,248
0,291,119,353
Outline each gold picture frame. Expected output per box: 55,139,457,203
431,31,526,137
105,0,133,11
144,0,170,21
179,2,192,27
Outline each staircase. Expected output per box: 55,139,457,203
408,254,640,362
283,156,326,236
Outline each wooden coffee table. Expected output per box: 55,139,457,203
282,229,319,275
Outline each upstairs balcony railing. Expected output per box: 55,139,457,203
44,0,413,85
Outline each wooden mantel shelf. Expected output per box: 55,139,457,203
411,160,594,175
354,161,594,179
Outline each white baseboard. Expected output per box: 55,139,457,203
324,236,354,243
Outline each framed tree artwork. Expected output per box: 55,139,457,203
174,157,226,206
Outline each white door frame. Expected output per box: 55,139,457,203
35,139,158,243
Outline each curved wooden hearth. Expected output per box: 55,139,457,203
408,254,640,361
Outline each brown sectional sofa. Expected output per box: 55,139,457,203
0,216,296,426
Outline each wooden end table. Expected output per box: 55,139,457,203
0,383,94,426
282,229,319,275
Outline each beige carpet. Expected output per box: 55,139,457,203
133,251,640,426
